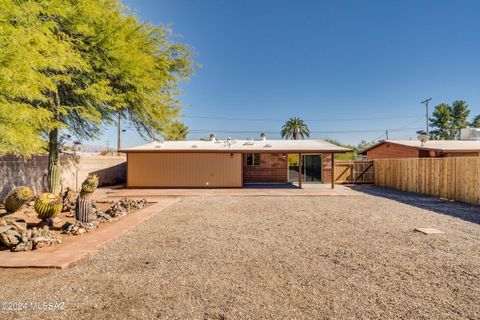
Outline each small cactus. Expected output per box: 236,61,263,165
4,187,32,213
35,193,62,219
48,163,61,195
75,192,93,223
81,175,99,194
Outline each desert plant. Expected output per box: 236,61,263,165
75,175,98,223
48,163,61,195
281,117,310,140
81,174,99,194
4,187,32,213
75,193,93,223
35,193,62,219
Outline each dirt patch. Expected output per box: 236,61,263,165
0,190,479,319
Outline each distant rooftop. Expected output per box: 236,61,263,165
121,139,350,153
361,140,480,153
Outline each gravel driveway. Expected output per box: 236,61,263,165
1,187,479,319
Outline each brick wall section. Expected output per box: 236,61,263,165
366,142,419,160
243,153,288,183
0,154,126,200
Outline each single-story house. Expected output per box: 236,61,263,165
361,140,480,160
120,138,350,188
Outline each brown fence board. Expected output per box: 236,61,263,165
334,161,374,184
374,157,480,205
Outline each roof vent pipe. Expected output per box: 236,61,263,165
260,132,267,141
209,133,216,141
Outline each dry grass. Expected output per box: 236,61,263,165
0,188,479,319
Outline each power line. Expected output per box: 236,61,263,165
370,117,425,141
188,127,423,134
120,116,426,140
187,115,422,122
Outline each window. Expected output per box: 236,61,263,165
245,153,261,166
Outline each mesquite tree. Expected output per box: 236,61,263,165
0,0,194,191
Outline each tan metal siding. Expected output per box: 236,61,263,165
127,152,242,187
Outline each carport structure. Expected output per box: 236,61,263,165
121,138,350,189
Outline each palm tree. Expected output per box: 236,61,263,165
281,117,310,140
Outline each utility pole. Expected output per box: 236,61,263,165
385,130,389,140
421,98,432,135
117,111,121,156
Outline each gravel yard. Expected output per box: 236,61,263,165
0,187,479,319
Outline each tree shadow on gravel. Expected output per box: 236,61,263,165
352,185,480,224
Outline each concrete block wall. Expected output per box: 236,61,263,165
0,154,126,201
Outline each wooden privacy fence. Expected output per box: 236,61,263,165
334,161,374,184
375,157,480,205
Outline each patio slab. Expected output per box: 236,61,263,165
0,198,178,269
97,184,361,200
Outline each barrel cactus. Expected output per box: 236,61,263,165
74,175,99,223
75,193,93,223
81,174,99,194
48,163,61,195
35,193,62,219
4,187,32,213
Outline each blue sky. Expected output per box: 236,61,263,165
98,0,480,148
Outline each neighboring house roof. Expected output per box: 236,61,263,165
121,139,351,153
360,140,480,154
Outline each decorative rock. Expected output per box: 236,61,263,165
10,219,27,232
61,221,98,235
60,198,147,235
12,240,33,252
102,198,147,219
0,219,61,252
62,187,78,212
0,225,13,234
0,229,21,248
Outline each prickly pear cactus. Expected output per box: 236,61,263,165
48,163,61,195
75,192,93,223
4,187,32,213
35,193,62,219
81,175,99,194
